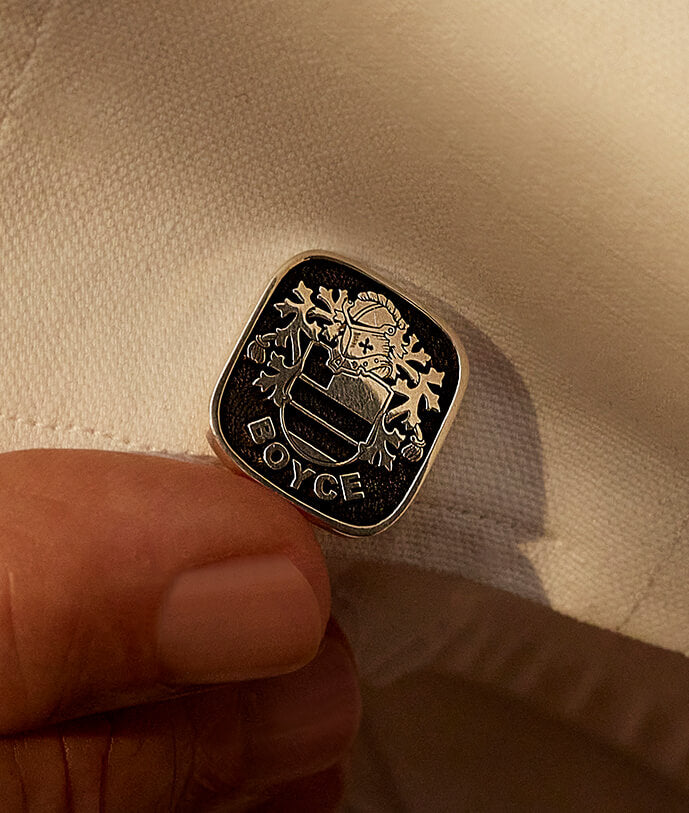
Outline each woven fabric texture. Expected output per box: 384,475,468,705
2,0,689,662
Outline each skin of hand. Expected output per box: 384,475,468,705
0,449,361,810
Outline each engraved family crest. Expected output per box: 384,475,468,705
246,280,445,471
210,252,466,535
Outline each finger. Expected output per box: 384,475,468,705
250,764,347,813
0,623,361,812
0,449,330,733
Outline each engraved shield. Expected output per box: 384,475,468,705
281,341,392,466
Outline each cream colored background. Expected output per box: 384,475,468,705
2,0,689,706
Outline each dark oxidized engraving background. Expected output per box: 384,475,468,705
216,256,460,531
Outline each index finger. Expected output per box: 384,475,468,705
0,449,330,733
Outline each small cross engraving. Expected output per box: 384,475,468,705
359,337,374,353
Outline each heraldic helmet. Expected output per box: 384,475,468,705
333,291,408,379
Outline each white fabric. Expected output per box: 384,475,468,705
2,3,689,804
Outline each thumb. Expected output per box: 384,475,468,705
0,449,331,733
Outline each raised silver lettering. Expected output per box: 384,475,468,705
340,472,365,501
291,459,316,491
314,473,339,501
263,442,290,470
248,417,276,445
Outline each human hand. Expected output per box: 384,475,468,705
0,449,360,810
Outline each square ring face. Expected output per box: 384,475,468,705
209,252,468,536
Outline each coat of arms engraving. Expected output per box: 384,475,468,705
246,281,445,471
